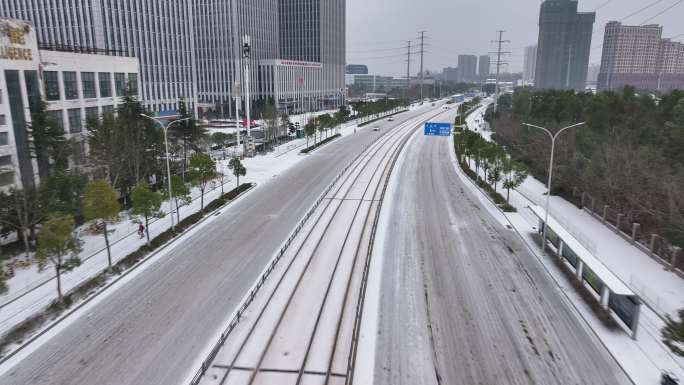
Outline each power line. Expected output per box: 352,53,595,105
405,40,411,99
639,0,683,25
490,30,510,113
622,0,667,21
594,0,614,11
418,30,427,101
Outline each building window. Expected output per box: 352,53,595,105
0,114,5,125
48,110,64,131
0,155,11,166
85,106,98,123
68,108,82,133
64,71,78,99
99,73,112,97
115,73,126,96
0,132,8,146
44,71,61,101
71,140,86,166
82,72,96,99
0,170,13,186
102,105,114,115
128,73,138,95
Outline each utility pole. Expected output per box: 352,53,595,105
405,40,411,101
491,30,510,113
418,31,426,103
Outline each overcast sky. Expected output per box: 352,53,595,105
346,0,684,76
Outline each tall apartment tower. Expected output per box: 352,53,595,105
523,45,538,85
598,21,684,91
457,55,478,82
279,0,345,101
0,0,345,114
478,55,491,79
0,0,197,112
534,0,595,91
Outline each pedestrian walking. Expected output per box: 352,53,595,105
138,223,145,239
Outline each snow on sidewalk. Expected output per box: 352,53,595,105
0,109,397,338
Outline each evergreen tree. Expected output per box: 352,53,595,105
131,182,164,246
188,153,217,210
82,180,120,268
36,215,81,301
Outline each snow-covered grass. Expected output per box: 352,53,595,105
456,102,684,385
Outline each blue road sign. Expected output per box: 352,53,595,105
424,122,453,136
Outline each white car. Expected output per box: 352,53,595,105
373,126,380,131
387,117,394,122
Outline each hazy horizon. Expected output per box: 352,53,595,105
346,0,683,77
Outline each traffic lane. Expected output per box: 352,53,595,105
377,132,631,385
0,106,437,385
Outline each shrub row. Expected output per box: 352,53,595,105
301,134,341,154
459,160,517,213
0,183,254,358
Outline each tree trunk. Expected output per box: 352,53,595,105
144,214,151,246
175,198,181,224
103,222,112,268
55,263,62,301
507,188,511,203
200,189,205,210
21,227,30,259
237,174,240,187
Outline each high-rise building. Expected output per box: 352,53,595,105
1,0,195,113
534,0,595,91
346,64,369,75
0,0,345,115
457,55,478,82
443,67,459,83
523,45,538,85
478,55,490,79
598,21,684,92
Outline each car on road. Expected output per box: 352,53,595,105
442,106,450,110
373,126,380,131
387,117,394,122
431,103,436,106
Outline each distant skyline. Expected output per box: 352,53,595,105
347,0,683,77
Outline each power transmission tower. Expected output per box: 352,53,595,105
419,31,426,102
490,30,510,113
405,40,411,101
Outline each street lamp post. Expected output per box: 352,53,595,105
141,114,191,232
242,35,252,139
523,122,586,252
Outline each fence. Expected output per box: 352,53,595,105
578,190,683,277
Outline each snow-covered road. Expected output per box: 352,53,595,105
196,110,442,385
373,106,631,385
0,105,436,385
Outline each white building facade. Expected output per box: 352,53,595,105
0,18,138,191
523,45,537,86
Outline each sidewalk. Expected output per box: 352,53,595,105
0,110,381,338
460,104,684,384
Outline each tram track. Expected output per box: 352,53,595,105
197,108,444,385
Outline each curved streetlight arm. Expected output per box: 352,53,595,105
522,122,553,141
522,121,586,252
138,114,192,231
